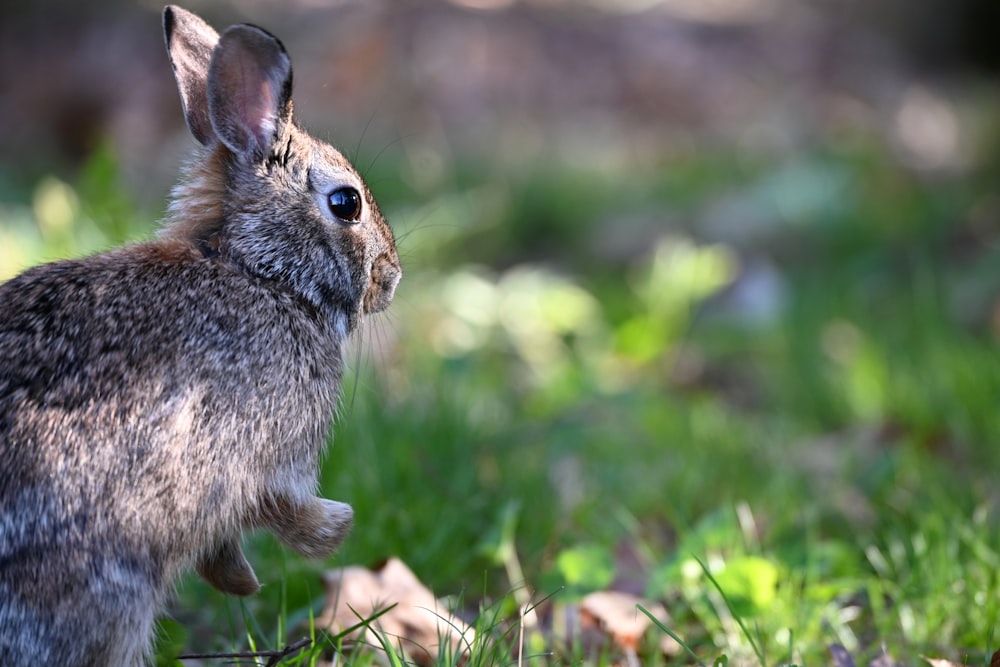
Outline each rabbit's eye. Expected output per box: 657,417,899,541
328,187,362,222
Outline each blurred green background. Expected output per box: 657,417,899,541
2,0,1000,664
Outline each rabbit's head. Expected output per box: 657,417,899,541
162,6,400,332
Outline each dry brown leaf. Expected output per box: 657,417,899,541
317,557,473,666
579,590,678,655
923,657,965,667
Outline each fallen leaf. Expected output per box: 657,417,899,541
923,657,964,667
317,557,473,666
579,590,678,655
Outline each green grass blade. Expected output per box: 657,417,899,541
693,555,767,666
637,603,706,667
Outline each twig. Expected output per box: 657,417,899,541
176,636,312,665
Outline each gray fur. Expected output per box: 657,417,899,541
0,6,401,666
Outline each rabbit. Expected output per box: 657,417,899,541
0,5,401,666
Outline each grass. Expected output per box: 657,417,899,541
3,126,1000,666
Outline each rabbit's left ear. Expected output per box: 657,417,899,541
163,5,220,146
207,24,293,161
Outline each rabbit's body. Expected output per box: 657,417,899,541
1,244,346,664
0,6,399,666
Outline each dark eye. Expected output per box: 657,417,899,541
328,187,362,222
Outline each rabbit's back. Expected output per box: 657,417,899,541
5,243,337,411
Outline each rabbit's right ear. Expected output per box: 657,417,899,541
164,5,220,146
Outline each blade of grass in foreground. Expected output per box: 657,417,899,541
694,555,767,667
637,603,706,667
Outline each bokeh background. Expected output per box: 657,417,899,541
2,0,1000,664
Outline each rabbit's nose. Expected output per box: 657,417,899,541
363,253,401,314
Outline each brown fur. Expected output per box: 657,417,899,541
163,145,228,244
0,7,400,666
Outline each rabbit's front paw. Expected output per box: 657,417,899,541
270,497,354,560
196,537,260,596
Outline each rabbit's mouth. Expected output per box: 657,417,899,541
362,253,401,315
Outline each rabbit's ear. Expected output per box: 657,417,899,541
163,6,220,146
207,24,292,161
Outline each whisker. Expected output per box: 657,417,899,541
348,325,369,416
352,105,381,167
374,317,390,371
365,130,425,177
